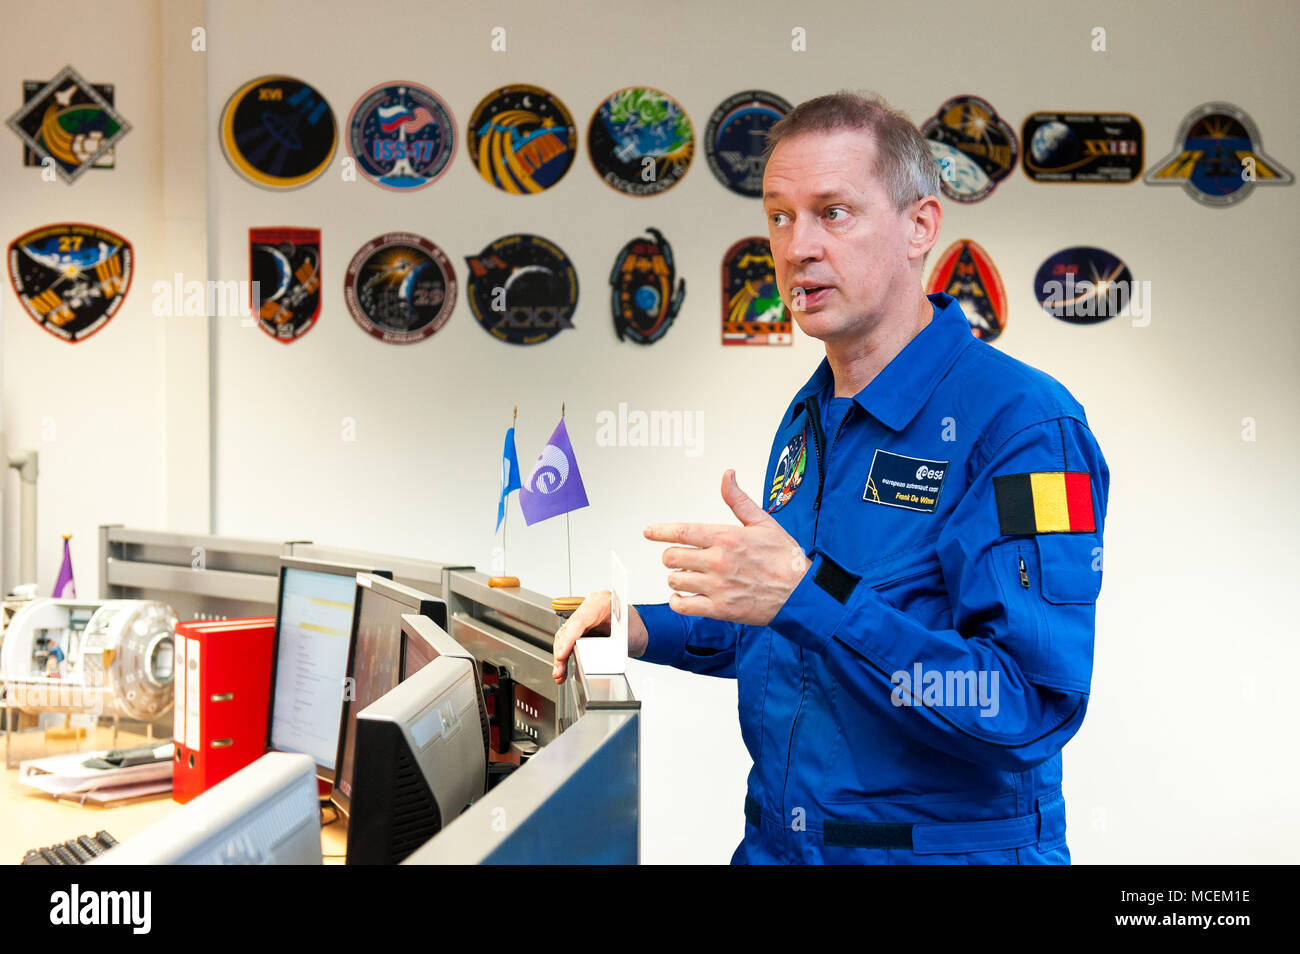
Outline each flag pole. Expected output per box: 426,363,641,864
551,401,583,619
489,405,521,589
563,403,573,597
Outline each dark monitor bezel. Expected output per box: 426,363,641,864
331,574,447,817
267,556,392,784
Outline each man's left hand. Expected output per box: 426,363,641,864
644,469,811,626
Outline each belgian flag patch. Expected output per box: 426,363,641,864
994,471,1095,535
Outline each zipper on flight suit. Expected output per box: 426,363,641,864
781,393,853,826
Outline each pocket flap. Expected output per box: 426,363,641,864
1035,534,1102,604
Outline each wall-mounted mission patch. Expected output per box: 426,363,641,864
249,227,321,342
6,65,131,183
864,450,948,514
344,233,455,344
609,228,685,344
1034,246,1133,324
704,90,791,197
1144,102,1292,207
721,237,790,346
925,239,1007,342
347,82,456,191
767,429,806,514
220,75,336,190
921,95,1018,203
1021,112,1143,183
587,87,693,196
8,223,132,342
465,234,579,345
468,84,576,194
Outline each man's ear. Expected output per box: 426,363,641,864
909,195,943,263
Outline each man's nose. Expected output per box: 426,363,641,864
783,216,823,264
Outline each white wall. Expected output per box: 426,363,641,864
5,0,1297,863
0,0,183,599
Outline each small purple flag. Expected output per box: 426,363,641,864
53,534,76,598
518,418,589,526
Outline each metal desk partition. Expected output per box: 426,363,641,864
283,542,466,602
403,569,640,864
98,525,285,619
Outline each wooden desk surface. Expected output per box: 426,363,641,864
3,727,348,864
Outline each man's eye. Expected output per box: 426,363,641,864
826,208,846,221
769,213,787,226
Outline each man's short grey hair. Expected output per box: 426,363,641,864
761,89,941,212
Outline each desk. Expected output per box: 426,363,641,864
2,728,348,864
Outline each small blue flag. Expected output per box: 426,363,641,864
496,426,522,533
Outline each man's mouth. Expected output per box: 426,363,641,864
795,284,833,308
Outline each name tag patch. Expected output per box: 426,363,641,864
864,450,948,513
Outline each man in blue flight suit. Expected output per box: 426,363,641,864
552,91,1109,864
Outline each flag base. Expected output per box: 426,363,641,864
488,576,520,588
551,596,584,616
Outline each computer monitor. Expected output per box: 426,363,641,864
267,557,391,782
332,574,447,816
90,752,321,865
344,614,489,865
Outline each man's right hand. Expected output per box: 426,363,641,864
551,590,648,683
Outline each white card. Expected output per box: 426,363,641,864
574,550,628,674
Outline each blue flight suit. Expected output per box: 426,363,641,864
636,292,1109,864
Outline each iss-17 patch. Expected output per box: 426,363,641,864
704,90,791,197
220,75,337,190
1021,112,1143,183
6,65,131,183
864,450,949,514
1034,247,1133,324
468,85,577,194
1144,102,1292,207
767,429,807,514
921,95,1018,203
344,233,456,344
249,228,321,342
347,82,456,191
925,239,1007,342
465,234,579,345
721,237,790,346
587,86,694,196
609,228,685,344
8,223,133,342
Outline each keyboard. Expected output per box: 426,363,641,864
21,831,118,865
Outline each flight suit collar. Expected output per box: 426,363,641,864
784,292,975,432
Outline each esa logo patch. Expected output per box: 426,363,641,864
704,90,791,197
768,429,807,513
7,65,131,183
610,228,685,344
922,95,1018,203
249,227,321,342
587,86,694,196
1144,102,1292,207
721,236,791,346
220,75,337,190
344,233,456,344
465,234,579,345
926,239,1007,342
8,223,132,342
468,85,577,194
864,450,948,514
346,82,456,191
1021,112,1143,183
